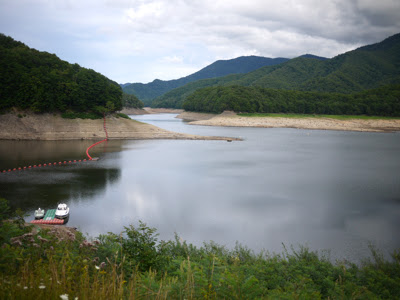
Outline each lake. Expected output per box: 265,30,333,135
1,113,400,262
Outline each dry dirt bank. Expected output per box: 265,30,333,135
177,111,217,121
143,107,184,114
0,112,238,141
119,107,183,115
119,108,149,115
177,111,400,133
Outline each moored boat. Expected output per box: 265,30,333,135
55,203,70,219
34,208,45,219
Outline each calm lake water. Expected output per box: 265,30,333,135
1,113,400,262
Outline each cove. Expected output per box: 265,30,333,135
1,113,400,262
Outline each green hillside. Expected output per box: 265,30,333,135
182,84,400,116
0,34,123,114
154,33,400,109
122,93,143,109
152,57,324,108
122,56,289,105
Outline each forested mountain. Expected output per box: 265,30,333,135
182,84,400,116
151,57,326,109
122,56,289,105
153,33,400,109
122,93,143,109
0,34,122,114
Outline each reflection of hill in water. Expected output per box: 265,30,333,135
0,140,126,170
0,139,126,211
1,166,121,211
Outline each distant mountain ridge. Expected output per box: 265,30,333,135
122,56,290,105
152,33,400,109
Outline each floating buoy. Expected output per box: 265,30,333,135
4,113,108,175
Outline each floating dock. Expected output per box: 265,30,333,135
31,209,66,225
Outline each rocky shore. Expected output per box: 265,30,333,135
177,111,400,133
0,111,237,141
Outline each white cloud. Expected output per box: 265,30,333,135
161,55,184,63
0,0,399,83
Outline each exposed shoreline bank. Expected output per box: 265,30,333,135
119,107,184,115
177,111,400,133
0,111,238,141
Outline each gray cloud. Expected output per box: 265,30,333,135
0,0,399,83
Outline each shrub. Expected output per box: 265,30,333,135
116,113,130,119
61,111,102,119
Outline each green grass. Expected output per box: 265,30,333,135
238,112,400,120
1,198,400,299
115,112,130,119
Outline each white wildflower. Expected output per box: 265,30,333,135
60,294,69,300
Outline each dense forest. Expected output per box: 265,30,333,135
123,56,291,105
0,34,123,114
182,84,400,116
122,93,143,109
154,33,400,111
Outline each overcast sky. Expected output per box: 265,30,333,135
1,0,400,84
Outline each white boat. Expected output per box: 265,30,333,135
55,203,70,219
34,208,45,219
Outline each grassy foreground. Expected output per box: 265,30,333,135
1,198,400,299
238,113,400,120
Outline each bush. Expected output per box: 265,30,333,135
116,113,130,119
61,111,102,119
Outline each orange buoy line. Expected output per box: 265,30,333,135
86,113,108,160
1,159,90,173
1,113,109,174
86,138,108,160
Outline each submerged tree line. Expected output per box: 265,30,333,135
182,84,400,116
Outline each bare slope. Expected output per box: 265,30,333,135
177,111,400,133
0,112,236,141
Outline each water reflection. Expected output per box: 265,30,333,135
1,115,400,262
1,163,121,211
0,140,124,212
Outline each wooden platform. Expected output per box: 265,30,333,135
31,209,66,225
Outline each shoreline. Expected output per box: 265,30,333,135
177,111,400,133
0,111,239,141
